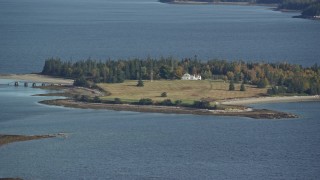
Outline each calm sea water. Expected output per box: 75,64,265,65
1,0,320,73
1,1,320,179
0,80,320,179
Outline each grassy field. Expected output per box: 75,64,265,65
98,80,267,104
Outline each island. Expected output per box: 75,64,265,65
159,0,320,20
2,57,320,120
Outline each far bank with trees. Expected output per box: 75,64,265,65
159,0,320,19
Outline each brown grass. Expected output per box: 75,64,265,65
98,80,267,103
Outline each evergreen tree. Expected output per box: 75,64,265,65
159,65,171,79
229,81,235,91
240,83,246,91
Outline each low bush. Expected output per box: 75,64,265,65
159,99,173,106
114,98,122,104
138,98,153,105
161,92,167,97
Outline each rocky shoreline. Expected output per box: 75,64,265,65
40,99,298,119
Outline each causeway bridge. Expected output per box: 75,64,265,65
6,81,66,87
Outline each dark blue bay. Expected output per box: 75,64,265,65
1,0,320,73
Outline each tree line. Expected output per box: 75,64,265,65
160,0,320,17
41,57,320,95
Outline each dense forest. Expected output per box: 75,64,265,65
42,57,320,95
159,0,320,17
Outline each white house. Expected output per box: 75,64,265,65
181,73,201,80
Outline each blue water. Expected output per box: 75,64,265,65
1,0,320,73
0,81,320,179
1,0,320,179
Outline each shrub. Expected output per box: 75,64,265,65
175,99,182,106
114,98,122,104
267,86,287,95
161,92,167,97
137,79,144,87
138,98,153,105
73,76,89,87
193,100,211,109
80,95,90,102
93,96,101,103
160,99,173,106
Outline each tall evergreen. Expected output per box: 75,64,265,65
240,83,246,91
229,81,235,91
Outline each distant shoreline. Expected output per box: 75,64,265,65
159,0,320,20
159,0,276,7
